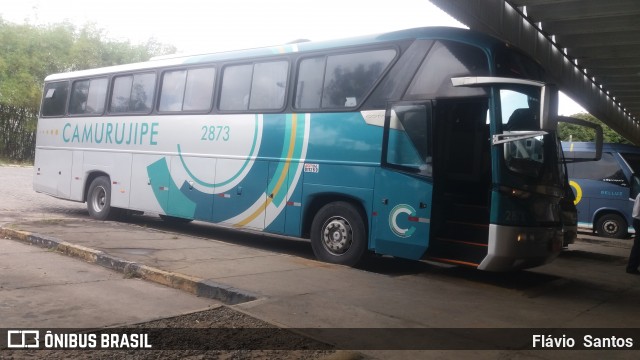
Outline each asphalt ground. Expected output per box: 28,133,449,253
2,165,640,359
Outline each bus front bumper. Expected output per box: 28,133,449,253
478,224,563,271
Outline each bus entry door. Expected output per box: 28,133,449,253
372,103,433,260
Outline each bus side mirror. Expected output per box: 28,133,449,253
559,116,603,161
540,84,558,131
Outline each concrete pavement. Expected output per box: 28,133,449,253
0,237,218,328
2,218,640,358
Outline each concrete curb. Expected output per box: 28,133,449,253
0,226,259,305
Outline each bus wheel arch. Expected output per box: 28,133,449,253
86,174,119,221
594,211,628,239
305,196,369,266
83,171,110,203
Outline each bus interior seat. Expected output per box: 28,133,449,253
506,108,537,131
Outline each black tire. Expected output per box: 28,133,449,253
595,213,628,239
159,214,193,224
86,176,118,221
310,201,367,266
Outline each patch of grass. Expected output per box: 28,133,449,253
0,156,33,166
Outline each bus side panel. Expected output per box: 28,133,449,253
301,163,376,237
302,182,374,229
130,154,169,214
280,165,305,236
371,168,431,259
33,149,59,196
33,149,72,199
69,151,84,201
83,151,133,209
167,155,215,221
212,159,268,229
265,161,288,234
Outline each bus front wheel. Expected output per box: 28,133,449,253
87,176,118,221
310,201,367,266
595,213,627,239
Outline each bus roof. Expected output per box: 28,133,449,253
44,26,503,82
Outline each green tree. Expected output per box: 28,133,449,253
0,18,176,162
558,112,630,144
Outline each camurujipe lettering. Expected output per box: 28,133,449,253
62,121,159,145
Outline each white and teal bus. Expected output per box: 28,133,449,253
35,27,584,271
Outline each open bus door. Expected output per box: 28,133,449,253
372,102,434,260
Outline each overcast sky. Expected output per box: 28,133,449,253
1,0,585,114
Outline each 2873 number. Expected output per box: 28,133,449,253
201,125,230,141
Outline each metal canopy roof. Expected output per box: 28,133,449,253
430,0,640,144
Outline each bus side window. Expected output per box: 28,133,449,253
405,41,489,99
385,104,432,177
160,67,216,112
69,80,90,114
41,81,69,117
220,64,254,111
183,67,215,111
159,70,187,112
295,57,325,109
220,61,288,111
249,61,288,110
110,73,156,114
130,73,156,112
322,50,395,108
294,49,396,110
69,78,107,115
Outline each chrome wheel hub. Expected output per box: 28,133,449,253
321,216,352,255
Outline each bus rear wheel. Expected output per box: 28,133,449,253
87,176,119,221
310,201,367,266
595,213,627,239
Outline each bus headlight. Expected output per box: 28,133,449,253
499,186,532,199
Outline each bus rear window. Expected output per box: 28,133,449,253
41,82,69,117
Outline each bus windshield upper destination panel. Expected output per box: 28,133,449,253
34,27,569,272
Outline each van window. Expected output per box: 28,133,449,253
570,153,627,185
